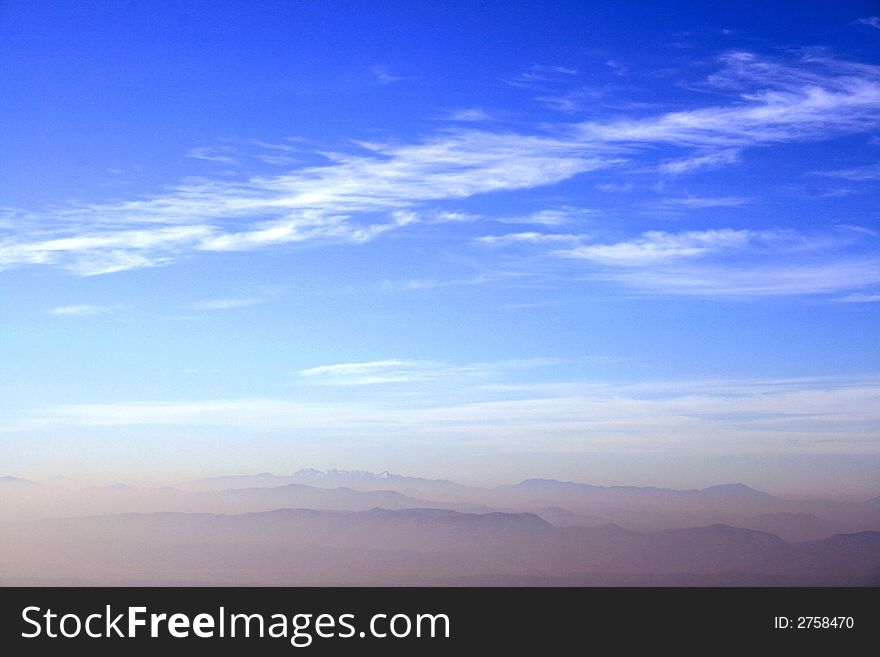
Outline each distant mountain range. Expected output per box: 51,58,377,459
0,476,41,488
181,469,464,500
203,483,490,514
508,479,778,503
177,470,878,508
4,508,878,586
183,471,790,509
186,468,454,486
2,469,879,586
294,468,457,487
3,470,879,544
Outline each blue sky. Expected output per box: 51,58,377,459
1,1,879,494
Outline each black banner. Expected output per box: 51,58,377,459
0,587,876,654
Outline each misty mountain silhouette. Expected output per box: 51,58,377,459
204,483,491,514
184,469,460,493
293,468,457,487
512,479,777,501
739,512,844,542
7,472,879,539
5,508,878,586
532,506,611,527
0,476,41,488
699,483,777,501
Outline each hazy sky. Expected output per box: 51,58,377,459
1,1,879,494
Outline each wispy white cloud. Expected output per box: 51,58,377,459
549,227,880,297
2,51,878,277
370,65,401,85
536,86,609,113
190,139,309,168
295,357,566,386
431,210,482,223
186,146,238,164
655,195,751,208
581,51,880,146
657,148,742,175
595,182,634,192
297,359,439,385
496,207,595,226
509,64,613,113
1,133,609,275
193,297,264,311
47,304,115,316
812,162,880,181
856,16,880,30
834,292,880,303
811,188,857,199
379,272,522,291
8,376,879,455
558,229,756,265
443,108,491,122
1,226,213,275
477,232,587,246
507,64,579,89
605,59,628,76
595,258,880,297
